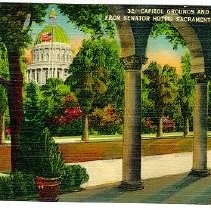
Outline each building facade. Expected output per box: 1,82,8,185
26,9,72,85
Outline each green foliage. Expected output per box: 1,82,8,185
58,4,115,38
11,172,28,196
70,165,89,188
144,62,178,116
0,3,48,52
50,119,82,136
41,78,71,118
10,171,36,197
177,52,195,119
67,38,123,113
36,128,65,178
151,22,186,49
144,62,178,136
24,82,42,121
0,172,36,200
23,79,82,137
66,37,123,140
0,4,48,171
0,176,13,199
60,165,89,191
18,126,89,192
0,165,89,199
18,127,65,178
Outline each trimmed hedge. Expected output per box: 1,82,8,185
0,172,35,200
0,165,89,200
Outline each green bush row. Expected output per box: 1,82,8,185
0,165,89,200
0,172,35,200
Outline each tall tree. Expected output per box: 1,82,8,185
144,62,178,137
0,3,48,171
66,38,123,141
177,52,195,137
58,5,123,141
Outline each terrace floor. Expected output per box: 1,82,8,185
57,151,211,204
58,172,211,204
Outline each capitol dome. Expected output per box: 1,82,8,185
35,25,70,45
26,8,72,85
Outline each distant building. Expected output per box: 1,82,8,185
26,8,72,85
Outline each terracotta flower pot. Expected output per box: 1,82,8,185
35,176,60,202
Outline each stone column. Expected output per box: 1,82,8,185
190,73,210,176
119,55,147,190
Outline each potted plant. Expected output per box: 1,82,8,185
34,128,65,202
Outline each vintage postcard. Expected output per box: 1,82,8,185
0,1,211,207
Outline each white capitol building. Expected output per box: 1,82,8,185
26,9,72,85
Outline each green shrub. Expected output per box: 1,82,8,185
10,172,36,197
11,172,28,197
0,172,37,200
0,176,13,199
31,128,65,178
71,165,89,187
18,126,65,178
60,165,89,191
18,123,89,192
49,119,82,136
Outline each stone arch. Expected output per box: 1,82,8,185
115,10,209,190
116,19,205,73
169,21,204,74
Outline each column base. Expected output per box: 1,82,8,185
118,180,144,191
189,169,210,177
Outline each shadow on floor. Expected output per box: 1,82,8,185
59,173,211,204
142,174,202,203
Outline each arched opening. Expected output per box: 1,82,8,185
116,12,209,190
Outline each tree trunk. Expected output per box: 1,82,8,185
7,51,24,172
81,114,89,142
0,113,5,144
157,116,163,138
183,117,189,137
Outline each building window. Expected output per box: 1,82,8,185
32,70,35,81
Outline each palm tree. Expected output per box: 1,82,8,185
144,62,178,137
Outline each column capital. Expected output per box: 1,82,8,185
191,73,207,83
121,55,148,70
